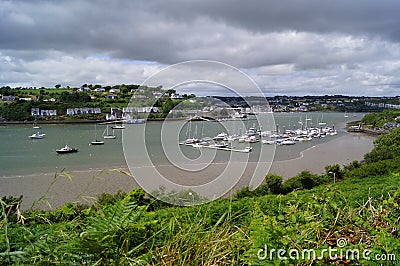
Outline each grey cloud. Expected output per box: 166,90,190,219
1,0,400,95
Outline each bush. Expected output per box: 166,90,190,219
364,128,400,163
346,159,400,179
281,170,324,193
235,174,283,198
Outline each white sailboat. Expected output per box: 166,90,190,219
103,125,116,139
344,111,349,118
91,124,104,145
318,114,326,126
29,132,46,139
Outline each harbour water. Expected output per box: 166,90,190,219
0,112,375,208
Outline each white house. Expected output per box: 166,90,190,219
31,108,40,116
77,87,91,92
40,110,57,116
171,93,183,99
1,95,15,101
106,94,118,99
66,108,102,115
66,109,75,115
74,108,83,115
133,94,148,99
48,110,57,116
153,91,164,98
109,88,121,93
93,88,106,93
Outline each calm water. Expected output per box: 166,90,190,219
0,112,362,177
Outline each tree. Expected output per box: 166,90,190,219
325,164,344,181
264,174,283,194
165,89,176,96
55,84,61,89
364,128,400,163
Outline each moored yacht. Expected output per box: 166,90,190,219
56,145,78,154
103,125,116,139
29,132,46,139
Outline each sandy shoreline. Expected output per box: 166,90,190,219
269,133,375,179
0,132,375,210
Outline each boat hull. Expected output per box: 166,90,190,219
56,149,78,154
91,141,105,145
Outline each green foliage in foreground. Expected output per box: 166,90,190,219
1,174,399,265
1,127,400,265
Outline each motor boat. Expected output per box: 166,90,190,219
56,145,78,154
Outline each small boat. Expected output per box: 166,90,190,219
276,139,295,145
262,139,275,145
344,111,349,118
211,141,230,148
29,132,46,139
126,119,145,124
245,136,259,143
33,118,41,129
213,132,228,141
91,140,105,145
91,124,104,145
179,138,199,145
56,145,78,154
112,125,125,129
112,122,125,129
103,126,116,139
243,146,253,152
318,114,326,126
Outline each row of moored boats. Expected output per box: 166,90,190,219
28,123,125,154
180,125,338,151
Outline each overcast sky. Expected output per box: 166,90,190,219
1,0,400,96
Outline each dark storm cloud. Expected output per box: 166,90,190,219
1,0,400,95
1,0,400,65
150,0,400,40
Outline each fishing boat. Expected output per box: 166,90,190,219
56,145,78,154
91,124,104,145
102,125,116,139
29,132,46,139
